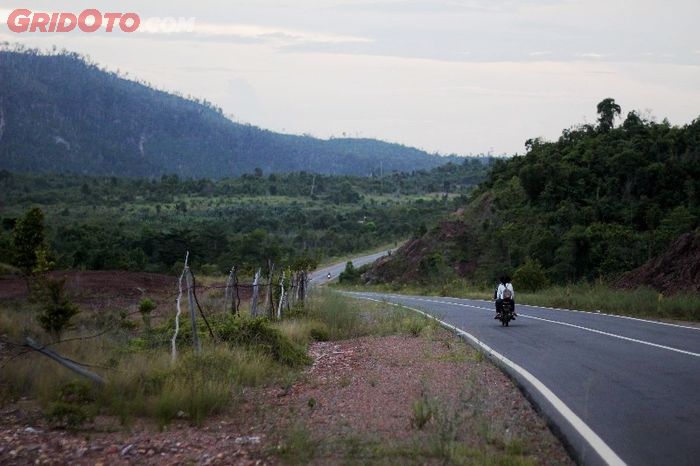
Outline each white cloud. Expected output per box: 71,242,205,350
576,52,605,59
528,51,551,56
140,21,373,45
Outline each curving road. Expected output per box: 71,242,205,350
309,250,394,286
342,291,700,466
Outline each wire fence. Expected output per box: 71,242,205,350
0,251,314,382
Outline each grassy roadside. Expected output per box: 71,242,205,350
333,281,700,322
0,285,437,429
0,281,571,464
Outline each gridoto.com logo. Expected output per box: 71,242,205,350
6,8,140,33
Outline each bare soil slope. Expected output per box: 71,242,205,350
615,230,700,295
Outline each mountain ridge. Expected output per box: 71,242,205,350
0,48,459,178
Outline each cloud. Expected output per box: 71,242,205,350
0,9,371,46
576,52,605,59
528,51,552,56
141,21,373,46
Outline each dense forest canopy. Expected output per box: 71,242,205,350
0,46,463,178
0,159,491,274
371,99,700,286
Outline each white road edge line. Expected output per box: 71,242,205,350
348,293,627,466
377,295,700,358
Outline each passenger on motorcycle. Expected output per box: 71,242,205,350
494,276,516,319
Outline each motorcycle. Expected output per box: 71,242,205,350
499,295,515,327
496,288,515,327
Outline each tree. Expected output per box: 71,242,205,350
339,261,360,284
12,207,47,275
596,98,621,132
37,278,79,340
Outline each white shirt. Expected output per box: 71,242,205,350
496,283,514,300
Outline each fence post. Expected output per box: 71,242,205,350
232,267,240,316
251,269,260,317
224,266,234,314
277,270,285,319
172,251,189,363
267,260,275,319
185,267,201,354
297,270,306,305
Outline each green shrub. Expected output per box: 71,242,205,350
513,259,550,292
45,401,94,430
45,380,96,430
217,316,311,367
308,322,330,342
138,298,156,329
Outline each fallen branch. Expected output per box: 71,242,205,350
25,337,105,385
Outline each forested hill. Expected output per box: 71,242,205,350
0,49,457,178
368,99,700,288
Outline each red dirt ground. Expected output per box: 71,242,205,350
0,271,176,306
615,230,700,295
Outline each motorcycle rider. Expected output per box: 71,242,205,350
494,275,516,319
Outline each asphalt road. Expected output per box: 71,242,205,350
309,250,393,285
342,291,700,466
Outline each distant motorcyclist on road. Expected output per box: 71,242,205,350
327,272,332,280
494,275,516,319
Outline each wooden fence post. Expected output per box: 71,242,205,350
251,269,260,317
267,260,275,319
232,267,240,316
172,251,189,363
224,266,234,313
185,268,201,354
277,270,285,319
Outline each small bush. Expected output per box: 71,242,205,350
275,320,330,346
138,298,156,329
513,259,550,292
45,380,96,430
308,322,330,342
45,401,94,430
217,316,311,367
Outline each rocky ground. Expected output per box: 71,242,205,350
0,327,572,465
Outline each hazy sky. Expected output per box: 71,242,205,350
1,0,699,155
